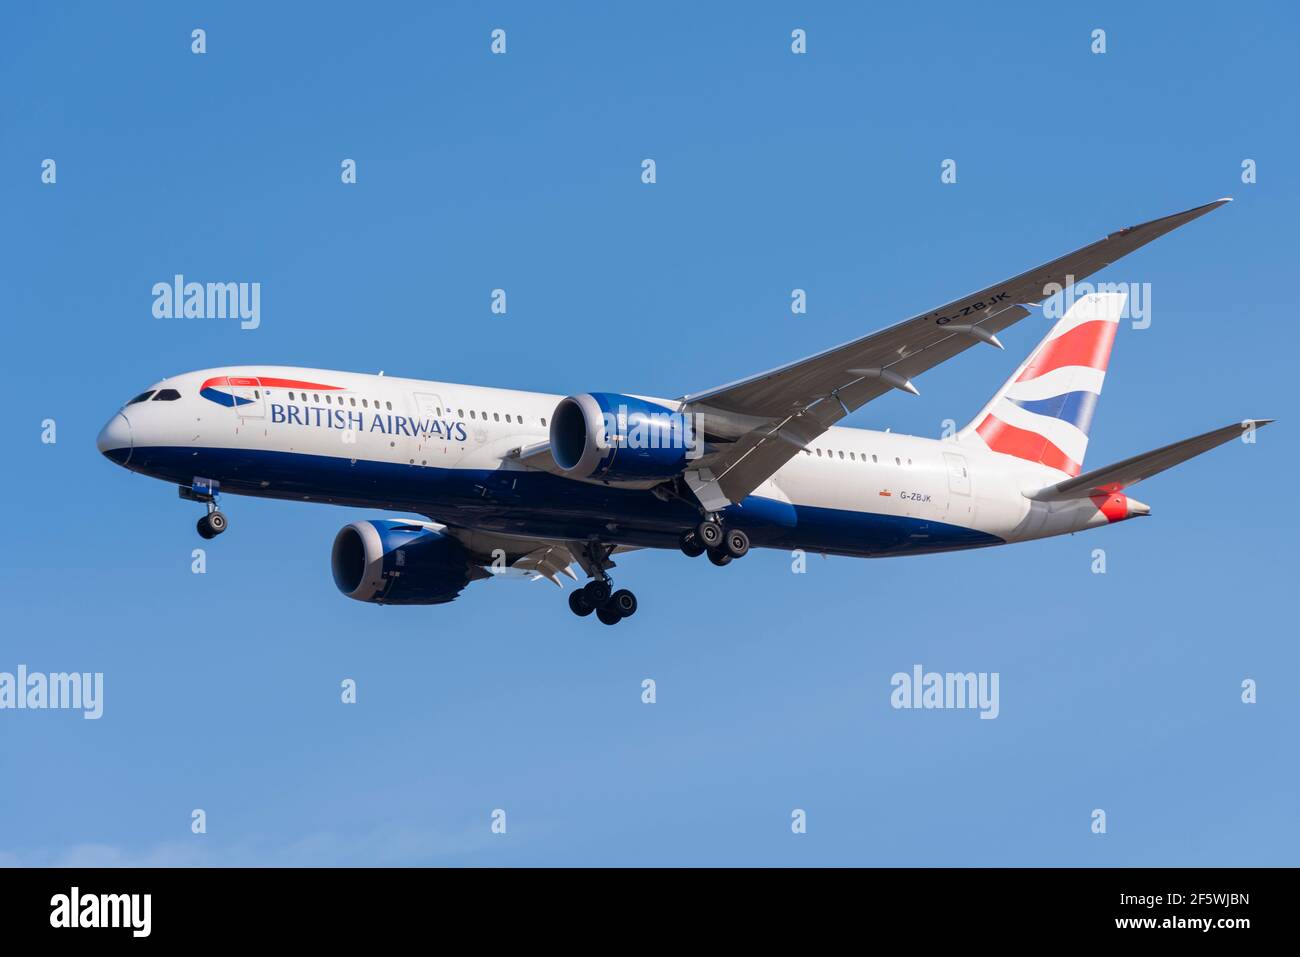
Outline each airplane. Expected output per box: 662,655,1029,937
97,198,1270,625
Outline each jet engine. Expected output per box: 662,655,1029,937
549,392,699,483
330,520,484,605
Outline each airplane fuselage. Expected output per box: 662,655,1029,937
99,366,1140,559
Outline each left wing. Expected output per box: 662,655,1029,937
679,199,1231,509
436,526,636,586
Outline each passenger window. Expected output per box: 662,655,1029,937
313,394,320,402
493,413,500,422
325,395,331,403
541,417,547,427
350,397,357,407
872,455,878,463
816,449,822,457
289,392,296,400
152,389,181,401
895,457,901,466
362,399,369,408
850,452,855,460
458,409,464,418
386,401,392,411
505,414,512,423
470,410,476,419
838,451,844,459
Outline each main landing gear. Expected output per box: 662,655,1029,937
679,518,749,567
568,541,637,625
568,582,638,625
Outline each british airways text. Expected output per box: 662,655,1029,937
270,403,469,441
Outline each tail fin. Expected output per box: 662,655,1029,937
958,291,1126,476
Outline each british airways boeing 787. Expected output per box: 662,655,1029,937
97,199,1269,624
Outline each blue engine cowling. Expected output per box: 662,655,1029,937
331,520,480,605
549,392,699,482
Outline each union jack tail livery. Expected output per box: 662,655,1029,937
960,292,1126,477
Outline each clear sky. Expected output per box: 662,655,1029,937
2,1,1296,866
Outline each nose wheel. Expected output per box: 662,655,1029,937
197,508,228,539
182,480,229,540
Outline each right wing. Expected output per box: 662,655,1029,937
679,199,1234,509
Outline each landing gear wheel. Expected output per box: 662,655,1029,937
608,589,638,618
568,590,594,617
583,579,611,606
724,528,750,559
707,548,732,567
679,532,706,558
596,606,622,626
197,511,227,539
696,520,723,549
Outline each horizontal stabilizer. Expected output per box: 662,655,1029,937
1027,419,1273,502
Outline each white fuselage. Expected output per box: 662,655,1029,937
98,366,1140,558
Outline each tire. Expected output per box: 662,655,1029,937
207,511,228,535
596,606,622,626
568,590,594,617
696,520,723,548
679,532,706,558
707,548,732,567
196,515,215,540
724,528,749,559
583,579,611,606
609,589,638,618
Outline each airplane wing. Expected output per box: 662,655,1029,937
435,525,638,585
1028,420,1273,502
678,199,1232,509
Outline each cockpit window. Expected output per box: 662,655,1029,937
152,389,181,401
126,391,155,405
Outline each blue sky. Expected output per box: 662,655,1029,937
1,1,1296,865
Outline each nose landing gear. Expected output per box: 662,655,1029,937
181,478,228,540
197,507,228,540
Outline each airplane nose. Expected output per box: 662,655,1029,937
97,413,132,464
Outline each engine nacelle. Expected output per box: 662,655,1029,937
331,520,479,605
549,392,698,482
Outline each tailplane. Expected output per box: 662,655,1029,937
958,291,1126,476
1027,419,1274,503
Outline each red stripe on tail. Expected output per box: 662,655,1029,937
1016,320,1118,383
976,415,1082,476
